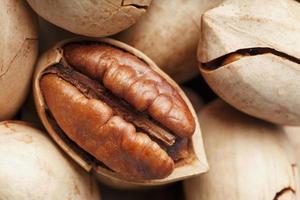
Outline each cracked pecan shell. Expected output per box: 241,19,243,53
198,0,300,125
33,38,208,187
26,0,152,37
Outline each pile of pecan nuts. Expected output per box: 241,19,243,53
0,0,299,199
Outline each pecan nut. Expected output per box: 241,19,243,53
199,0,300,125
39,41,195,180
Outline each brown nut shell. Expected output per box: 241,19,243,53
184,100,299,200
0,0,38,120
27,0,152,37
198,0,300,125
115,0,223,83
33,37,208,188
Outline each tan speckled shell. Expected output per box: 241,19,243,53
27,0,152,37
284,126,300,194
0,121,101,200
33,37,208,189
0,0,38,120
198,0,300,125
184,100,299,200
115,0,223,83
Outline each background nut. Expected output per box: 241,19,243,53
0,121,101,200
26,0,152,37
0,0,38,121
184,100,299,200
198,0,300,125
115,0,223,83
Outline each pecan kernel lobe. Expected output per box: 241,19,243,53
63,43,195,138
40,74,174,179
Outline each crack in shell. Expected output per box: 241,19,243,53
201,47,300,71
273,187,295,200
0,38,38,78
121,0,149,9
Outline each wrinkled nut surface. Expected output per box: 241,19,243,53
184,100,299,200
115,0,223,83
0,0,38,120
199,0,300,125
0,121,100,200
27,0,152,37
37,39,198,180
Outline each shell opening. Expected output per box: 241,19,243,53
201,47,300,71
121,0,149,9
